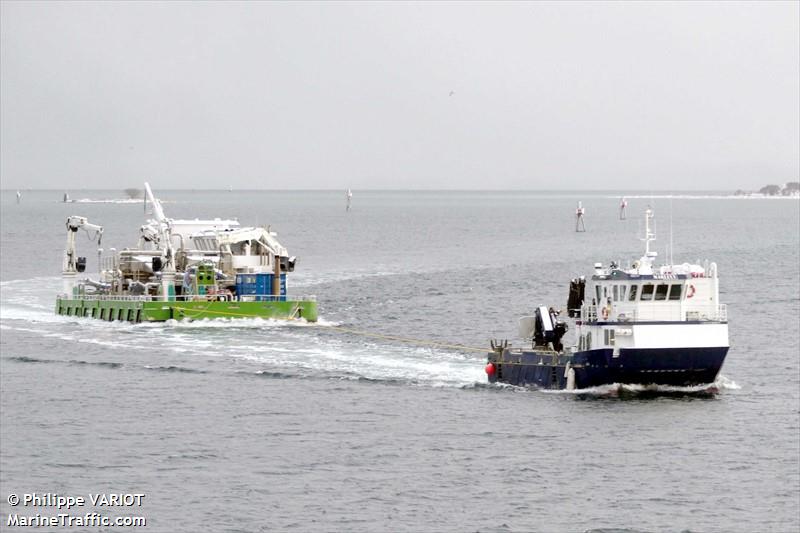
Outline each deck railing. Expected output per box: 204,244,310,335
580,303,727,323
58,293,317,303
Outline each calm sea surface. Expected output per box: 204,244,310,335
1,190,798,532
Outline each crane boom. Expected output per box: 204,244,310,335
66,216,104,239
62,216,103,295
142,182,174,262
143,183,176,301
144,182,166,223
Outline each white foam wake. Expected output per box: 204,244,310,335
70,198,144,204
1,276,485,389
543,374,740,396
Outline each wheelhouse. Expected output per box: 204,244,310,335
592,278,687,305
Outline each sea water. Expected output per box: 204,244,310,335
1,190,798,532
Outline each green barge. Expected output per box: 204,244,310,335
57,183,318,323
55,295,317,323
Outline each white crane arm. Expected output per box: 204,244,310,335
144,182,166,223
66,216,104,244
143,183,175,274
63,216,103,277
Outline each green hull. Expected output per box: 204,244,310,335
55,297,318,323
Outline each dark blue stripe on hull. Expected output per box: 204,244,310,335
572,346,728,388
488,346,728,388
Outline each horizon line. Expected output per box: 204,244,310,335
0,187,757,192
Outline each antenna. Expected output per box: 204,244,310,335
669,198,674,266
641,205,656,255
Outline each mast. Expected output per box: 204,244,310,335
634,207,658,274
643,207,655,256
669,198,674,267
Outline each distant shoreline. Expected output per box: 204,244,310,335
610,194,800,200
3,188,800,196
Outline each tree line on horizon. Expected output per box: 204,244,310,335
734,182,799,196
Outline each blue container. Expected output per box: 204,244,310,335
235,273,286,301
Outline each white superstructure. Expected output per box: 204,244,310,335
94,183,297,298
574,207,728,355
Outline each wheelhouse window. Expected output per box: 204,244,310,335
620,286,627,301
612,285,619,301
628,285,638,301
668,284,682,301
641,284,654,301
655,284,669,301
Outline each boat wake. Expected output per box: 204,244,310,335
1,276,740,394
69,198,144,204
1,276,485,389
542,374,740,398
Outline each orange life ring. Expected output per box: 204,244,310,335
601,307,610,320
687,284,696,299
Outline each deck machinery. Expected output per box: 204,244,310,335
55,184,317,322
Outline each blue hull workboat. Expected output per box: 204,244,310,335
487,208,729,390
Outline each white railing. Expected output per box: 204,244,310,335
100,256,118,271
232,294,317,302
72,294,149,302
58,293,317,303
581,303,727,323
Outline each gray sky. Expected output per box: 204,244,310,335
1,1,798,190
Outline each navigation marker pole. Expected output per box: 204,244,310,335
575,202,586,232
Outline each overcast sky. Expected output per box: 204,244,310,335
1,1,798,190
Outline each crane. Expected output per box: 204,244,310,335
62,216,103,296
144,182,176,301
63,216,103,273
